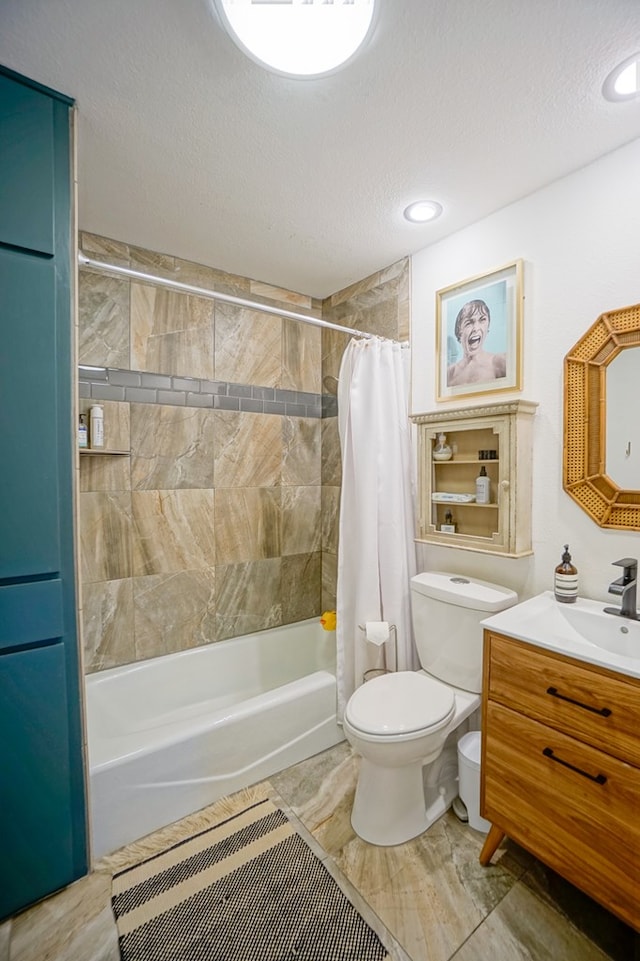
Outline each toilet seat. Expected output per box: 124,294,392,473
345,671,455,736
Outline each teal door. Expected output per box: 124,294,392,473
0,66,88,920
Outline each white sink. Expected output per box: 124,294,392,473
558,602,640,658
481,591,640,678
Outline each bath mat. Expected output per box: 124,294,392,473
111,797,390,961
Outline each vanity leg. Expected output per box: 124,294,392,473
479,824,506,865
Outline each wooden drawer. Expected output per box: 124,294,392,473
482,700,640,930
485,631,640,766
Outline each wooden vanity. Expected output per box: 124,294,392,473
479,629,640,931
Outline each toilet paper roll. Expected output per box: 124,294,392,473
365,621,390,645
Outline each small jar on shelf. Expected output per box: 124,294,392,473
432,432,453,461
441,510,456,533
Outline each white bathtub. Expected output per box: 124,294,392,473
86,619,343,859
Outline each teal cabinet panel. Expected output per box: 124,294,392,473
0,74,55,254
0,248,60,579
0,645,77,920
0,581,64,651
0,65,87,920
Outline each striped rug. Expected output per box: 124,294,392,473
111,797,390,961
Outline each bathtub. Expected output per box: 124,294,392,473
86,618,343,859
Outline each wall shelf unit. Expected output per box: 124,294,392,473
411,400,537,557
79,448,129,456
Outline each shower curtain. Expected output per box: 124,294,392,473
336,337,418,719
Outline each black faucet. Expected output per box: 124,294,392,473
604,557,639,620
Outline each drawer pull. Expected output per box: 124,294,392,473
546,686,612,717
542,747,607,785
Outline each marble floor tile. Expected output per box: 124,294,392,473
449,880,613,961
8,870,119,961
331,817,520,961
0,923,10,961
520,859,638,961
271,739,359,857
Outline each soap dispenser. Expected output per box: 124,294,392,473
554,544,578,604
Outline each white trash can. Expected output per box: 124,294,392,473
457,731,491,833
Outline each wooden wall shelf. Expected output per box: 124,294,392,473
411,400,537,557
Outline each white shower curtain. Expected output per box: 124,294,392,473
336,337,418,720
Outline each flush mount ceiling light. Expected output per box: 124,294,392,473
603,53,640,101
403,200,443,223
213,0,376,79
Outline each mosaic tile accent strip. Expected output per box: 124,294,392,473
78,366,335,418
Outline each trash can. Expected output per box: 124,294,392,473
457,731,491,833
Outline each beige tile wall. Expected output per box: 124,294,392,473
319,257,410,612
78,232,408,672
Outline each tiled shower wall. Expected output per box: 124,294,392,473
77,231,409,673
318,262,411,614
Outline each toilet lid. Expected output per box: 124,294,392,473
346,672,455,735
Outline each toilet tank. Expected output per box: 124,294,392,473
410,572,518,693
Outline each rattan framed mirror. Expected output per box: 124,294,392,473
564,302,640,530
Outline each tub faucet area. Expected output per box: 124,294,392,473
604,557,639,620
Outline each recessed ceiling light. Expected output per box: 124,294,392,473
403,200,443,223
213,0,376,79
603,53,640,101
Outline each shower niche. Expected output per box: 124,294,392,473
411,400,537,557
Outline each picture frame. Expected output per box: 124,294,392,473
436,260,523,402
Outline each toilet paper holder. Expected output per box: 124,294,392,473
358,623,398,682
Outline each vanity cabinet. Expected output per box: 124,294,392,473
411,400,537,557
480,630,640,931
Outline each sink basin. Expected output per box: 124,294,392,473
558,604,640,657
481,591,640,678
558,602,640,658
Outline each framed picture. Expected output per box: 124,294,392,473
436,260,523,402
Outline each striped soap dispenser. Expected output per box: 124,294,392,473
554,544,578,604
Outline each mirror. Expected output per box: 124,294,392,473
606,348,640,488
563,302,640,530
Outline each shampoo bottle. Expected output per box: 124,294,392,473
475,465,490,504
554,544,578,604
89,404,104,449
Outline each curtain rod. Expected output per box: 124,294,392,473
78,252,376,339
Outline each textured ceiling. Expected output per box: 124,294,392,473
2,0,640,298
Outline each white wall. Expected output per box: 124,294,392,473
410,136,640,605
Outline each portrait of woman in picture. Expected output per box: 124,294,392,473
433,260,522,403
446,298,506,387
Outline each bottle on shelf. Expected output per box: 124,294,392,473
554,544,578,603
475,465,490,504
78,413,88,449
89,404,104,449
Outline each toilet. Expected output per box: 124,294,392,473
343,571,517,846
